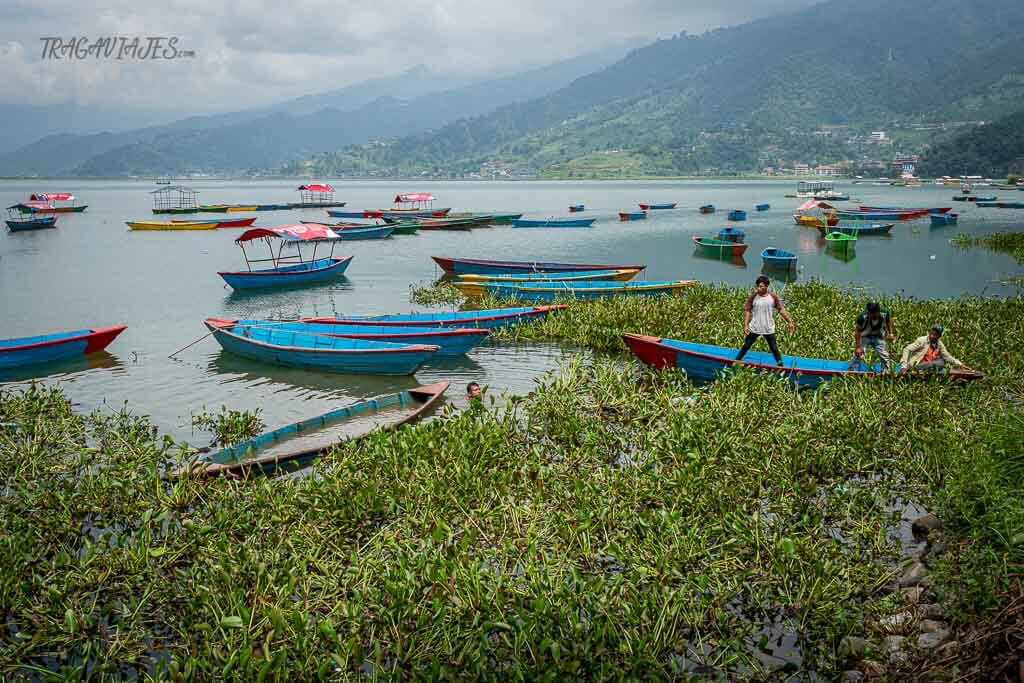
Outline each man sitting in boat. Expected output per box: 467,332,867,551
735,276,796,367
899,325,967,373
847,302,894,371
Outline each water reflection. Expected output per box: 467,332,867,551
692,248,748,268
761,264,799,284
0,351,125,384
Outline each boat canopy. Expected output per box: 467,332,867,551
8,200,53,210
31,193,73,201
796,199,835,211
297,184,334,193
395,192,435,203
237,224,339,243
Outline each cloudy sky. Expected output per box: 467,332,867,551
0,0,822,114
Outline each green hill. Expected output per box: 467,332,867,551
918,110,1024,178
295,0,1024,177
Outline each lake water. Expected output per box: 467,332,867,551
2,179,1020,442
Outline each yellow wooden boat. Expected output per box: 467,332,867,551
126,220,218,231
457,267,642,284
227,205,259,212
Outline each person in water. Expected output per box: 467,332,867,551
899,325,967,373
848,301,895,371
736,276,796,366
466,382,484,401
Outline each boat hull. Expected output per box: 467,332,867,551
127,220,219,230
761,248,797,268
0,326,126,370
336,226,394,240
432,256,645,275
623,334,983,387
693,236,749,257
7,217,58,231
457,268,641,283
639,203,676,210
457,280,697,301
815,223,893,236
512,218,596,227
219,256,352,290
619,212,647,221
205,321,437,375
305,305,566,330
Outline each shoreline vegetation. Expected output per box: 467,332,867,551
2,282,1022,679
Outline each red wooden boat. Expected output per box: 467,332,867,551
1,325,126,370
432,256,646,275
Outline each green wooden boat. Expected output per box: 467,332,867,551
199,204,231,213
825,231,857,247
153,207,200,215
388,221,420,235
489,213,524,225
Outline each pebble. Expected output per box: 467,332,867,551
917,628,953,649
841,671,864,683
899,561,927,588
919,603,946,620
912,513,943,537
901,586,925,604
884,635,905,653
861,660,886,677
936,640,959,657
919,619,948,633
840,636,868,657
880,612,914,633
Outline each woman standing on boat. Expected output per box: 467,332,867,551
736,276,796,367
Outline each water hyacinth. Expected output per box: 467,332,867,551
0,281,1022,679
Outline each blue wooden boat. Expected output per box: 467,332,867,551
718,227,746,243
180,382,449,478
305,305,567,330
335,225,393,240
512,218,596,228
6,215,58,231
568,204,585,212
727,209,747,221
204,319,438,375
432,256,646,275
756,204,770,211
997,202,1024,209
219,225,353,290
1,326,126,370
327,210,370,219
224,319,488,358
220,256,352,290
454,280,697,302
639,203,676,210
930,213,958,226
457,268,642,283
623,334,983,387
619,211,647,221
761,247,798,268
815,223,894,236
975,202,999,207
972,196,997,202
699,205,715,214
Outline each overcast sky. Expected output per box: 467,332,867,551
0,0,822,113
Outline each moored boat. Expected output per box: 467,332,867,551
623,334,983,386
569,204,585,212
619,211,647,221
305,305,567,330
930,213,958,226
171,217,257,228
699,205,716,214
26,193,87,213
431,256,645,275
727,209,747,221
179,382,449,478
333,225,394,240
693,236,749,257
718,227,746,243
793,214,839,228
825,231,857,248
328,210,372,219
815,223,893,236
761,247,798,269
204,319,438,375
127,220,218,231
455,279,697,301
1,326,126,370
218,225,353,290
456,268,642,284
512,218,596,228
254,204,293,211
6,215,58,231
756,203,770,211
639,202,676,210
489,213,524,224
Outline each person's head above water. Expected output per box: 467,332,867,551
466,382,483,399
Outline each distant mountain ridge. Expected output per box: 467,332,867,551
293,0,1024,177
918,111,1024,177
0,42,642,177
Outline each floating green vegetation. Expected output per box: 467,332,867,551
1,282,1022,678
191,405,265,446
951,231,1024,264
409,280,465,307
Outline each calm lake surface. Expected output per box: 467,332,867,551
2,179,1020,442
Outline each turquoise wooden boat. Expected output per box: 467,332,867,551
718,227,746,243
223,319,488,357
512,218,596,227
930,213,958,226
6,215,57,231
623,334,983,388
761,247,797,268
619,211,647,221
335,225,393,240
204,319,439,375
456,280,697,302
219,225,353,290
727,209,747,221
305,305,567,330
755,204,770,211
181,382,449,478
1,326,126,370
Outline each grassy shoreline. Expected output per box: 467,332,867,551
2,282,1022,679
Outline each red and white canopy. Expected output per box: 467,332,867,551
237,224,339,243
796,199,835,211
297,184,334,193
31,192,74,201
12,200,54,210
395,192,435,203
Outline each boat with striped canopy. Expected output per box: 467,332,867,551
456,268,641,284
431,256,645,275
693,236,749,257
365,192,450,218
623,334,983,387
304,305,566,330
204,319,439,375
218,225,353,290
23,193,87,213
1,326,126,370
454,279,697,301
209,319,487,358
179,382,449,478
512,218,596,228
